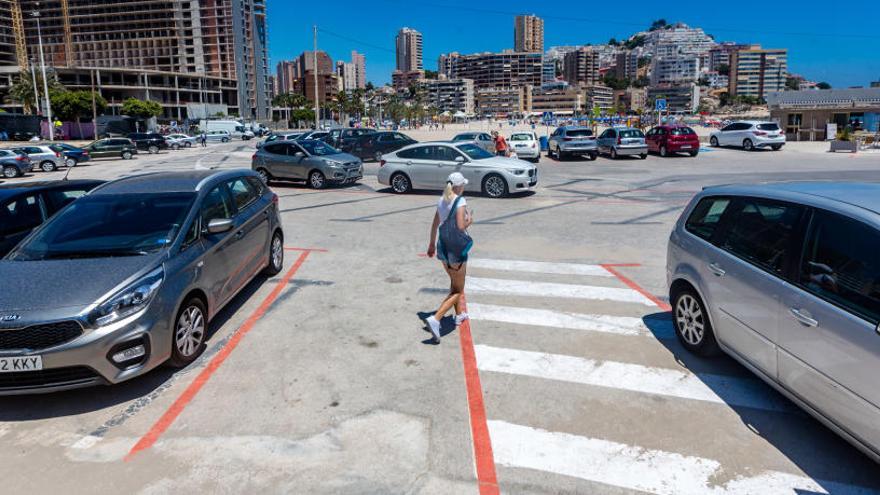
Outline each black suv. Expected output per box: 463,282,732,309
350,131,416,162
325,128,375,152
127,133,169,154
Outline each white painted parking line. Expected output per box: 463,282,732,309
468,303,674,339
474,345,793,412
488,421,874,495
467,277,655,306
468,258,612,277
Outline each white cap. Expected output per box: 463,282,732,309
447,172,468,186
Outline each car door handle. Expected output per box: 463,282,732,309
235,230,245,239
790,308,818,327
405,161,412,166
708,262,726,277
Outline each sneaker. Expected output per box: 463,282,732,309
455,313,469,326
426,316,441,342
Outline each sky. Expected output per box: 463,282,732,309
267,0,880,89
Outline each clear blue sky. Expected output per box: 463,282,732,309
267,0,880,89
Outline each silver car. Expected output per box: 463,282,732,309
165,133,198,149
11,145,64,172
377,142,537,198
451,132,495,153
252,139,363,189
257,132,305,148
0,170,284,394
667,182,880,462
597,127,648,159
547,126,598,161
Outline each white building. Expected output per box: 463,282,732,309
651,56,700,86
424,78,475,115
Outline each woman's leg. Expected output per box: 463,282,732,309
434,263,465,320
451,262,467,315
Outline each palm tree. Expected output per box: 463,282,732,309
5,69,64,114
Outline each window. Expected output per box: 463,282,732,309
397,146,431,160
201,185,232,224
719,198,805,275
670,127,694,136
378,133,394,143
685,197,730,242
262,143,285,155
227,178,258,211
619,129,644,138
245,176,265,196
434,146,462,162
799,210,880,324
44,188,90,214
757,123,780,131
568,129,594,138
0,195,43,236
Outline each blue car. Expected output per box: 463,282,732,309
49,143,92,167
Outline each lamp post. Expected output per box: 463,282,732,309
33,9,53,140
29,58,39,115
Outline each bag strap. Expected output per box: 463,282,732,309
445,195,461,223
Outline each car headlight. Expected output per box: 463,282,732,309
325,160,343,168
514,169,526,175
91,267,164,327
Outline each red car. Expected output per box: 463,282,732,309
645,125,700,157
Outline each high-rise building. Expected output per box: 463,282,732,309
562,47,600,87
870,80,880,88
351,51,366,89
514,14,543,53
650,56,700,86
424,78,475,115
708,43,750,72
293,51,334,78
614,51,639,81
729,47,788,99
0,0,271,120
277,61,297,94
396,27,423,72
643,23,715,59
440,50,542,90
336,61,357,92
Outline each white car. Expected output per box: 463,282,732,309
709,121,786,151
10,145,64,172
164,133,197,149
508,132,540,162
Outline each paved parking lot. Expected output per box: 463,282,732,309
2,139,880,494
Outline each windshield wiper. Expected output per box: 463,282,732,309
41,249,151,260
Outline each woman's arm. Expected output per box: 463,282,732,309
427,211,440,257
456,204,472,230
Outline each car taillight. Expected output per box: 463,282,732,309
563,137,573,141
531,142,536,148
55,152,62,157
617,137,622,145
252,153,257,161
753,131,767,136
83,151,89,156
15,155,25,161
380,159,386,167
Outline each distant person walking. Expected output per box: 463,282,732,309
200,132,207,147
492,130,508,157
424,172,474,343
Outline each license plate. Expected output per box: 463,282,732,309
516,144,527,147
680,145,692,149
0,356,42,373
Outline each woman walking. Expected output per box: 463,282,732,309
425,172,474,343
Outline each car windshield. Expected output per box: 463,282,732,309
10,193,196,261
299,140,340,156
456,143,494,160
757,123,780,131
620,130,645,138
50,143,78,151
454,134,475,141
670,127,696,136
566,129,592,137
510,134,533,141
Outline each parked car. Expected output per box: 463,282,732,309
252,139,363,189
257,132,304,149
49,143,91,167
668,182,880,463
296,130,330,142
508,132,540,162
165,134,198,150
325,128,375,152
82,138,138,160
199,119,255,140
646,125,700,157
127,133,169,154
349,131,416,162
377,142,537,198
11,145,64,172
451,132,495,153
0,149,32,178
709,121,785,151
205,130,232,143
0,170,283,394
547,126,598,161
0,179,104,256
597,127,648,159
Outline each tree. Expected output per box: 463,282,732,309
423,70,438,79
51,90,107,138
602,74,629,91
5,69,64,114
649,19,668,31
624,35,646,50
365,81,375,91
785,76,800,91
608,38,619,46
632,76,650,88
121,98,163,120
290,108,314,124
817,82,832,90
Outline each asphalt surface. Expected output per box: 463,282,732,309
2,139,880,494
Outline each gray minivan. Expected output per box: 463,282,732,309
667,182,880,462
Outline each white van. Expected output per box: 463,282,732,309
199,120,255,140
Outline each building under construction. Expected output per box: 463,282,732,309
0,0,270,120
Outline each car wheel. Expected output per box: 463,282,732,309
588,153,597,161
222,137,230,143
743,139,754,151
171,143,180,151
660,145,668,157
40,160,57,172
3,165,19,178
689,151,699,157
64,157,77,167
185,141,193,148
709,136,719,147
672,288,719,356
482,174,508,199
374,151,383,162
309,170,326,189
610,148,618,159
122,151,133,160
390,172,412,194
256,167,272,184
168,297,208,368
262,230,284,276
639,153,647,160
771,145,782,151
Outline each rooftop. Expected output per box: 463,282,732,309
766,88,880,108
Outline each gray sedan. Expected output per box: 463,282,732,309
377,142,537,198
597,127,648,159
0,170,283,394
252,139,363,189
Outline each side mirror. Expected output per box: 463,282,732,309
455,155,466,163
293,151,305,158
206,218,233,234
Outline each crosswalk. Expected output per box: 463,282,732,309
463,257,879,495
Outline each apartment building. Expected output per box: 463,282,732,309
531,83,583,115
614,88,647,112
514,14,543,53
648,83,700,113
392,70,424,91
475,86,531,117
0,0,271,119
424,78,474,115
440,51,542,90
650,56,700,86
644,23,715,58
351,51,366,89
583,84,613,113
708,43,749,72
396,27,423,72
562,47,600,87
335,51,366,92
729,47,788,100
614,50,640,81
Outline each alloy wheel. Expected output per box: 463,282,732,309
175,305,205,358
41,161,56,172
675,294,705,346
391,174,410,193
257,168,270,183
310,171,325,189
710,136,719,147
3,166,18,178
65,158,76,167
660,146,667,157
374,151,383,162
484,175,506,198
271,235,283,271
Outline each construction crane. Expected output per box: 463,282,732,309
60,0,72,66
11,0,27,69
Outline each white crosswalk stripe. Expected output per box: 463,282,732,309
467,277,655,305
467,258,613,277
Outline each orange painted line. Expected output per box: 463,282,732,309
457,294,500,495
600,264,672,311
124,249,314,461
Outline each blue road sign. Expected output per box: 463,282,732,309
542,111,554,121
655,99,667,111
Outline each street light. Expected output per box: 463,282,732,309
33,8,54,140
29,58,39,116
